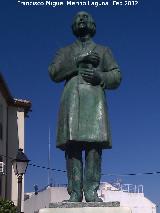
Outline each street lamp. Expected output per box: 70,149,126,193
12,148,30,213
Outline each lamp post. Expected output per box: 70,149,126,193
12,149,29,213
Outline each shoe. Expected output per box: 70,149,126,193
63,191,82,202
85,190,103,202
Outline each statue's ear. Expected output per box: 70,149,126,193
71,23,78,37
71,23,74,33
89,22,96,37
71,23,76,36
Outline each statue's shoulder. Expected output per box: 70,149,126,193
95,43,110,52
63,43,75,50
96,44,114,56
57,43,74,54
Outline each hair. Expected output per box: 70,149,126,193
71,11,96,38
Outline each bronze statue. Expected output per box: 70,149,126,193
49,11,121,202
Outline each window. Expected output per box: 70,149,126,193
0,105,3,140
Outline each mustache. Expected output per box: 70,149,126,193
78,21,87,25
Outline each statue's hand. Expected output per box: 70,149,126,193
83,52,100,68
79,68,102,85
76,52,100,68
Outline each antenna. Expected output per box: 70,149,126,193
48,128,51,186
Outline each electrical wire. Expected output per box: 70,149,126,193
1,153,160,177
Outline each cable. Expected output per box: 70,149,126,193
1,153,160,177
0,153,67,173
101,171,160,177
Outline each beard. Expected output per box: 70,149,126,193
72,20,96,38
76,22,90,37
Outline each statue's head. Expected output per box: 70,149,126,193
72,11,96,38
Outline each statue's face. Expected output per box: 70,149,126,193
73,11,91,36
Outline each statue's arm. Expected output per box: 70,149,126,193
49,48,77,82
100,47,122,89
49,48,66,82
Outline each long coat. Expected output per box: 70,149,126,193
49,39,121,150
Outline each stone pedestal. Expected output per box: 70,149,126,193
39,202,132,213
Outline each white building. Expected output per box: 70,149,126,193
24,182,156,213
98,182,156,213
0,73,31,211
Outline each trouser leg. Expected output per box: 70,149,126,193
84,145,102,202
65,145,83,202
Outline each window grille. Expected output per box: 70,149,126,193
0,162,5,174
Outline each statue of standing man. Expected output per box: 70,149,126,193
49,11,121,202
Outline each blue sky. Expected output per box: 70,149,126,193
0,0,160,210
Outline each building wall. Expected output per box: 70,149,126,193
24,187,70,213
6,106,19,200
0,91,25,211
50,187,69,203
0,91,7,199
24,185,156,213
11,109,25,211
24,187,51,213
99,190,156,213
